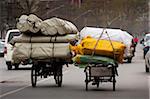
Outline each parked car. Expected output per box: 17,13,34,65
145,50,150,72
4,29,21,70
0,39,5,57
123,40,135,63
141,33,150,59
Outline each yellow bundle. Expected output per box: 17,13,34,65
71,36,126,63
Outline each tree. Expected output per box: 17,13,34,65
16,0,40,14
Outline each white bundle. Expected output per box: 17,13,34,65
17,14,42,33
27,14,42,33
12,43,72,64
37,17,78,36
17,15,30,32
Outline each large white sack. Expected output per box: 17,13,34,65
17,14,42,33
79,27,133,57
10,34,77,44
17,15,30,32
64,21,79,34
37,17,78,36
79,27,133,47
12,43,72,64
27,14,42,33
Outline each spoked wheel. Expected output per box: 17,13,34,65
31,64,37,87
14,64,19,70
85,72,88,91
145,64,149,72
112,76,116,91
55,74,62,87
54,65,63,87
96,82,99,88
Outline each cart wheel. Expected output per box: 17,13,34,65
31,65,37,87
96,82,99,88
56,74,62,87
112,76,116,91
85,72,88,91
55,65,62,87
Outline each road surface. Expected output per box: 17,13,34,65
0,44,149,99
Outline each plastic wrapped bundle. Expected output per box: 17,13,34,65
74,37,126,63
17,14,42,33
10,34,77,45
12,43,72,64
27,14,42,33
73,54,117,66
17,15,30,32
38,17,78,36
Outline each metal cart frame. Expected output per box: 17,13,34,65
31,59,68,87
84,63,118,91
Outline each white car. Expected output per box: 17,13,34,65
142,34,150,58
145,50,150,72
4,29,21,70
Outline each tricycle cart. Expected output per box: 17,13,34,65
75,29,120,91
84,61,118,91
31,59,68,87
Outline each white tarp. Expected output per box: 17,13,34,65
17,14,78,35
79,27,133,57
37,17,78,35
12,43,72,64
10,34,77,45
17,14,42,33
79,27,133,47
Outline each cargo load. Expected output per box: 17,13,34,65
79,27,133,57
12,43,72,64
17,14,42,33
72,36,125,63
12,14,79,64
10,34,77,45
38,18,78,36
17,14,78,36
73,54,116,66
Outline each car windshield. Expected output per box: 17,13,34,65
8,32,20,42
145,36,150,42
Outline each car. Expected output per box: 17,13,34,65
4,29,21,70
145,50,150,72
142,33,150,59
0,39,5,57
123,41,135,63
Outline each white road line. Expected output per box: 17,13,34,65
0,70,69,98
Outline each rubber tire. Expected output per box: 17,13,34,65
14,64,19,70
113,76,116,91
146,65,149,72
6,62,12,70
85,72,88,91
31,65,37,87
55,66,62,87
127,58,132,63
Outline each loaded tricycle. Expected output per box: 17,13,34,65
31,59,70,87
84,59,118,91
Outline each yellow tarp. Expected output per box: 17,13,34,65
71,37,126,63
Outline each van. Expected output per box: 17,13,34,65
4,29,21,70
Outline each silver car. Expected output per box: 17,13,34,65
145,50,150,72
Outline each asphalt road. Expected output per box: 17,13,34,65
0,44,150,99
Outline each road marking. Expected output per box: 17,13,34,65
0,70,69,98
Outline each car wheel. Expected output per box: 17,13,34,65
145,64,149,72
6,62,12,70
